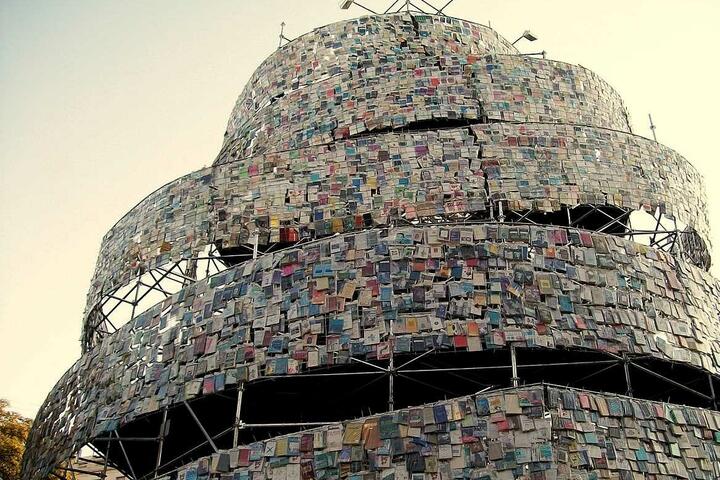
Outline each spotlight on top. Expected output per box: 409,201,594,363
512,30,538,45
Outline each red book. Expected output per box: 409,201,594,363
238,449,251,467
453,336,468,349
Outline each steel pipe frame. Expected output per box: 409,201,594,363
85,234,295,348
183,401,219,453
71,457,109,469
622,353,633,397
504,209,539,226
232,383,244,448
114,431,137,480
101,444,111,480
603,351,716,403
507,204,705,263
83,209,710,348
138,425,236,480
58,454,125,480
347,1,379,15
436,0,456,14
109,380,590,480
709,374,718,410
89,273,177,344
629,361,713,401
52,349,717,477
416,0,442,14
85,252,229,349
84,443,125,479
96,245,234,309
407,1,432,13
382,0,401,14
384,0,454,14
235,348,718,407
62,348,718,480
649,207,667,247
56,467,106,478
154,407,169,479
91,437,159,442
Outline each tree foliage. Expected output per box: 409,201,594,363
0,399,32,480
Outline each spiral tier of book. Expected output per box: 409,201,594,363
22,13,720,480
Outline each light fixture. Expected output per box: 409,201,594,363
512,30,538,45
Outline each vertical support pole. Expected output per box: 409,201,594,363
510,344,519,388
278,22,285,48
623,353,633,397
205,249,212,279
388,319,395,411
101,440,111,480
252,229,260,260
233,382,245,447
154,407,169,478
668,216,679,257
68,458,78,480
648,113,657,142
130,276,142,319
184,255,198,285
114,431,137,480
649,208,664,247
708,373,717,410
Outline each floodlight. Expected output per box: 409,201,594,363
512,30,538,45
522,30,537,41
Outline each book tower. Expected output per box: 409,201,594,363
23,11,720,480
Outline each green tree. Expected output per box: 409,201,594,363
0,399,32,480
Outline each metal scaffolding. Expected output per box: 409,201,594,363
68,345,718,480
81,205,711,351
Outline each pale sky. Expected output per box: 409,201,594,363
1,0,718,419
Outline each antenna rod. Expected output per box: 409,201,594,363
648,113,657,141
277,22,292,48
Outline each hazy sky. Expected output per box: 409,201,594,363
1,0,718,418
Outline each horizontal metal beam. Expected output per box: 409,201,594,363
139,425,235,480
253,370,385,380
242,421,338,428
400,359,618,374
58,466,106,477
92,436,159,442
628,361,712,401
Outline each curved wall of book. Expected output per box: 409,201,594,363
121,385,720,479
84,122,711,349
22,223,720,479
22,12,719,480
216,14,630,160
